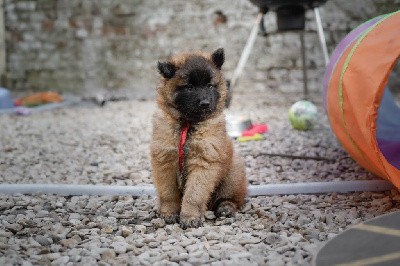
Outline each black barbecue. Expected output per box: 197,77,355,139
249,0,328,31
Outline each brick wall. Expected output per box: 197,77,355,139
3,0,399,98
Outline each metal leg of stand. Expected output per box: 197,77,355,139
300,31,308,100
230,12,263,88
259,14,268,36
314,7,329,66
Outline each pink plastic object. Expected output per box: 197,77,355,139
242,124,268,137
14,107,32,116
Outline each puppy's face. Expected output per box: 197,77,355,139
157,48,227,123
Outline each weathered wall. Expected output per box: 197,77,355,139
0,0,5,78
3,0,400,98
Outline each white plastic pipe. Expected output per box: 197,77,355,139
248,180,395,196
0,180,394,196
0,184,156,196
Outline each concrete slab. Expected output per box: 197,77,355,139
314,211,400,266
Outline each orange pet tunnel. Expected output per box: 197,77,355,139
323,11,400,189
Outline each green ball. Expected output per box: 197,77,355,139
288,100,318,131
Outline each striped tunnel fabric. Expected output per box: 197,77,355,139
323,11,400,189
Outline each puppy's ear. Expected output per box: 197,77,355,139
211,48,224,69
157,61,176,79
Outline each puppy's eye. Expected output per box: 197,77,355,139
207,83,215,89
185,85,194,91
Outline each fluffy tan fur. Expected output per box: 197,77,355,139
151,50,247,228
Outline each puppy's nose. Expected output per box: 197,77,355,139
199,99,210,108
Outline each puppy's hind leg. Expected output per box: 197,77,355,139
214,155,247,218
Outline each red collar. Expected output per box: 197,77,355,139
178,121,190,173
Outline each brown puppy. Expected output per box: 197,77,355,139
151,48,247,229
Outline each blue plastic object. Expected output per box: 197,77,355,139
377,87,400,168
0,88,13,109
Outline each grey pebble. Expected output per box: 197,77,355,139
35,235,53,246
151,218,165,228
51,256,69,265
148,241,160,248
180,239,196,248
239,236,262,245
101,249,116,260
111,241,128,254
190,228,204,238
135,225,147,234
120,226,133,237
229,251,252,260
264,232,281,245
36,210,49,218
170,253,189,262
47,253,61,261
59,238,78,249
204,211,216,220
205,231,221,241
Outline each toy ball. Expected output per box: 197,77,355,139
288,100,318,130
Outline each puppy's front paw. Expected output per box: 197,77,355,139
160,213,180,224
180,217,203,229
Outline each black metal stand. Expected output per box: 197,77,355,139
300,31,309,100
236,2,329,99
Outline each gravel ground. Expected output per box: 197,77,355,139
1,90,400,265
